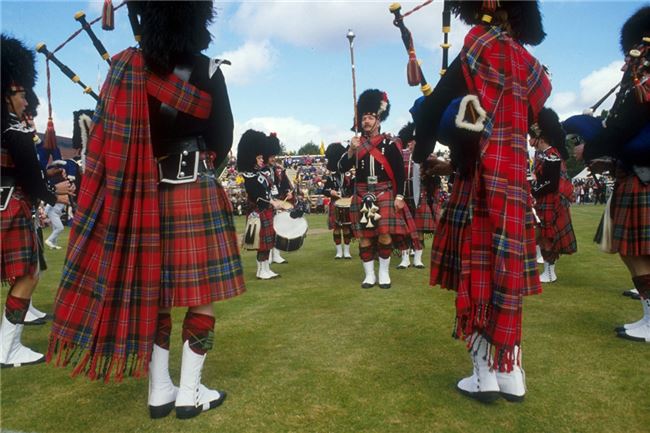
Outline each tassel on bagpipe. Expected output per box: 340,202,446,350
388,2,433,96
75,11,111,65
35,43,99,101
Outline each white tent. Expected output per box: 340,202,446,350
572,167,591,181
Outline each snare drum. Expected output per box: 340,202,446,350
273,211,308,252
334,197,352,225
243,212,261,250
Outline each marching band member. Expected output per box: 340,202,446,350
1,34,72,367
395,122,431,269
238,129,281,280
571,6,650,343
263,134,288,265
530,108,577,283
47,2,245,419
413,1,550,402
339,89,407,289
323,142,353,259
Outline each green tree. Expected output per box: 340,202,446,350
298,141,319,155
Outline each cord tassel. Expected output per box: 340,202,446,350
102,0,114,31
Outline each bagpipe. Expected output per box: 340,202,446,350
34,1,139,153
563,37,650,181
388,1,487,175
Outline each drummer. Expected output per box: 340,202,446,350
262,133,289,265
323,142,353,259
339,89,407,289
238,129,281,280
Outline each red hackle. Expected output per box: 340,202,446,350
482,0,498,13
406,52,422,86
102,0,114,31
44,118,58,151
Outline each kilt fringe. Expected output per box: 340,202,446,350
454,302,518,372
47,337,148,383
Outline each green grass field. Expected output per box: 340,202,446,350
1,205,648,433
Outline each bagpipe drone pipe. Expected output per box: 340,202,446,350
563,37,650,178
389,1,487,176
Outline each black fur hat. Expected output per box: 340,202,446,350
237,129,266,172
73,109,94,150
325,142,346,172
530,107,569,161
135,1,215,74
447,1,545,46
263,133,282,160
620,6,650,54
354,89,390,131
398,122,416,146
2,34,37,127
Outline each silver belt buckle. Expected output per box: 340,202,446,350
367,175,378,185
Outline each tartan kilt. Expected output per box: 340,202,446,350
536,194,577,256
609,169,650,256
159,175,245,307
1,195,38,283
257,207,275,252
401,205,422,250
350,181,408,239
327,201,337,229
413,197,437,234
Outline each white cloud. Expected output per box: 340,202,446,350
33,95,74,139
233,116,351,153
229,1,467,56
549,61,623,120
86,1,104,15
217,40,277,85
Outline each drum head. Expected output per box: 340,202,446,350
336,197,352,207
274,211,308,238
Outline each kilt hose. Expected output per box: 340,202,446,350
610,168,650,256
536,194,577,261
1,193,38,284
159,174,245,307
350,181,408,239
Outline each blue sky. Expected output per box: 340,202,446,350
1,1,645,152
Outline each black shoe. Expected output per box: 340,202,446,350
378,283,391,289
149,401,175,419
176,391,227,420
361,282,375,289
24,317,48,326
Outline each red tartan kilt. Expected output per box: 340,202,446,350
413,199,436,234
257,208,275,252
327,201,337,229
350,182,408,238
610,170,650,255
536,195,577,256
1,196,38,282
159,176,245,307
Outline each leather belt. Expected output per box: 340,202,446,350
157,136,210,184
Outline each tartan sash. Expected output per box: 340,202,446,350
146,71,211,120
